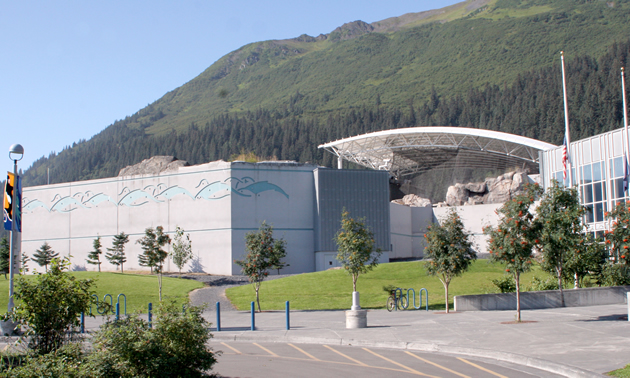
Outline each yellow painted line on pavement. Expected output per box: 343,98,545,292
289,343,321,361
220,342,242,354
363,348,440,377
405,352,470,378
457,357,508,378
254,343,279,357
323,345,369,366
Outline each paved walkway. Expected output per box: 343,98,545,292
9,304,627,377
204,304,629,377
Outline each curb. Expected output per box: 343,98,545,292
210,332,603,378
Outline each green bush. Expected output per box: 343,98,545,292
88,302,217,377
0,343,95,378
491,275,516,293
4,257,95,354
599,262,630,286
528,276,559,291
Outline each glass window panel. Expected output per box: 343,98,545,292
614,157,623,178
584,184,594,203
585,205,594,223
582,141,591,163
591,139,601,161
593,162,602,181
614,178,623,199
594,182,602,202
594,203,604,222
582,164,592,184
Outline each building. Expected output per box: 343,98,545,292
540,126,630,237
22,160,390,275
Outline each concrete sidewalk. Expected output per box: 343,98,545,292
204,304,630,377
8,304,626,377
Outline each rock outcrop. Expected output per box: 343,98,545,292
391,194,432,207
118,156,189,177
444,171,529,206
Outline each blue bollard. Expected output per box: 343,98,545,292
80,312,85,334
116,302,120,321
251,301,255,331
148,303,153,328
286,301,290,330
216,302,221,332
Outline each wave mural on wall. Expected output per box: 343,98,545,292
23,177,289,214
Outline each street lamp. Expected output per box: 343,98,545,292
7,144,23,313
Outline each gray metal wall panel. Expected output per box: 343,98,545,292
314,169,390,252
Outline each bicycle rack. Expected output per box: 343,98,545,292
390,288,429,311
91,293,127,316
406,288,429,311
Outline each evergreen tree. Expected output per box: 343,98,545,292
424,208,476,313
0,237,10,279
137,226,171,301
32,242,59,272
87,236,103,272
106,232,129,273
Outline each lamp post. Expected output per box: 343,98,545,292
7,143,23,313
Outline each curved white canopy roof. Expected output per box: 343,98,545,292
319,127,557,178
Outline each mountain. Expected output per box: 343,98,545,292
22,0,630,187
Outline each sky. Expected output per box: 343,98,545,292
0,0,460,171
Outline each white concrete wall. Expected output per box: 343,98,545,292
22,161,316,275
389,202,502,259
433,203,502,255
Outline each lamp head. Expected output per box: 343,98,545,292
9,144,24,161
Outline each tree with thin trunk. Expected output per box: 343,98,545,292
32,241,59,272
171,226,193,276
106,232,129,273
137,226,171,301
535,180,585,305
424,208,475,313
235,221,283,312
335,209,382,293
485,184,542,322
87,236,103,272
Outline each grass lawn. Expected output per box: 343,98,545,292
609,365,630,377
0,272,204,314
226,260,557,311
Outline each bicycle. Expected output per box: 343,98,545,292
386,288,408,312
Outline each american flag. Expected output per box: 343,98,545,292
562,136,569,180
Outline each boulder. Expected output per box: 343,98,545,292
392,194,432,207
118,156,189,177
444,171,529,206
445,183,469,206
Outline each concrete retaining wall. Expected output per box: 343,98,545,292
454,286,630,311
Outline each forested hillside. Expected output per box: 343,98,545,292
21,0,630,186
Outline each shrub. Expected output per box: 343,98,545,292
0,343,95,378
491,275,516,293
529,276,559,291
599,262,630,286
4,257,95,354
89,301,217,377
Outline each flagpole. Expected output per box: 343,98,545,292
622,67,629,195
561,51,573,187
